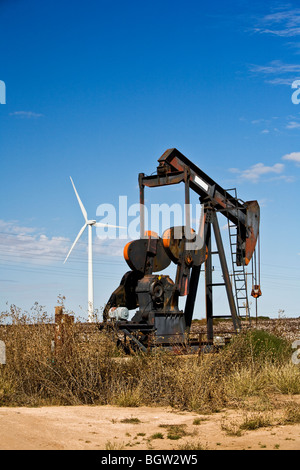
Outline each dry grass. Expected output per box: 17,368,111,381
0,304,298,415
192,316,300,342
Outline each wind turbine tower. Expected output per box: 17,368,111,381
64,177,122,322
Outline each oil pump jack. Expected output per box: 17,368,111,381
101,148,261,352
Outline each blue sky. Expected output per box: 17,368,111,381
0,0,300,320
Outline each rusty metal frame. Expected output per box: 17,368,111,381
137,148,259,341
102,148,260,352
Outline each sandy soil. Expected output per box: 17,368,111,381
0,399,300,450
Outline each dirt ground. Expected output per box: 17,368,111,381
0,397,300,450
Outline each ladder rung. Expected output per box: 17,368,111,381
206,283,226,287
212,315,233,319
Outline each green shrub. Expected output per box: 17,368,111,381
224,330,292,366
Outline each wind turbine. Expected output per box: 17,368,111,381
64,177,123,322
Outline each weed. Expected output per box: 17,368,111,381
225,367,267,398
221,417,242,437
120,417,141,424
239,412,272,431
193,418,205,425
177,441,207,450
105,440,125,450
282,402,300,424
266,363,300,395
150,433,164,439
158,423,189,440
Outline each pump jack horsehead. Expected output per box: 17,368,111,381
102,148,261,351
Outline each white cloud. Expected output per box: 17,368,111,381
9,111,44,118
287,42,300,54
250,60,300,75
0,219,36,235
249,7,300,93
0,220,69,263
251,118,270,125
230,162,286,183
286,121,300,129
249,60,300,88
242,163,284,182
0,220,126,265
282,152,300,166
265,77,298,86
254,8,300,37
93,237,127,258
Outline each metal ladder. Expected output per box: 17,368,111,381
226,189,251,324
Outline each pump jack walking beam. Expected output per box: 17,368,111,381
140,148,259,267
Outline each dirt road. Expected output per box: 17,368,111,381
0,402,299,450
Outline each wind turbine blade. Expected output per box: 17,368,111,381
94,222,126,229
70,177,88,222
64,224,87,264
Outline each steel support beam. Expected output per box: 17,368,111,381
139,173,145,239
205,223,214,342
211,212,241,332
